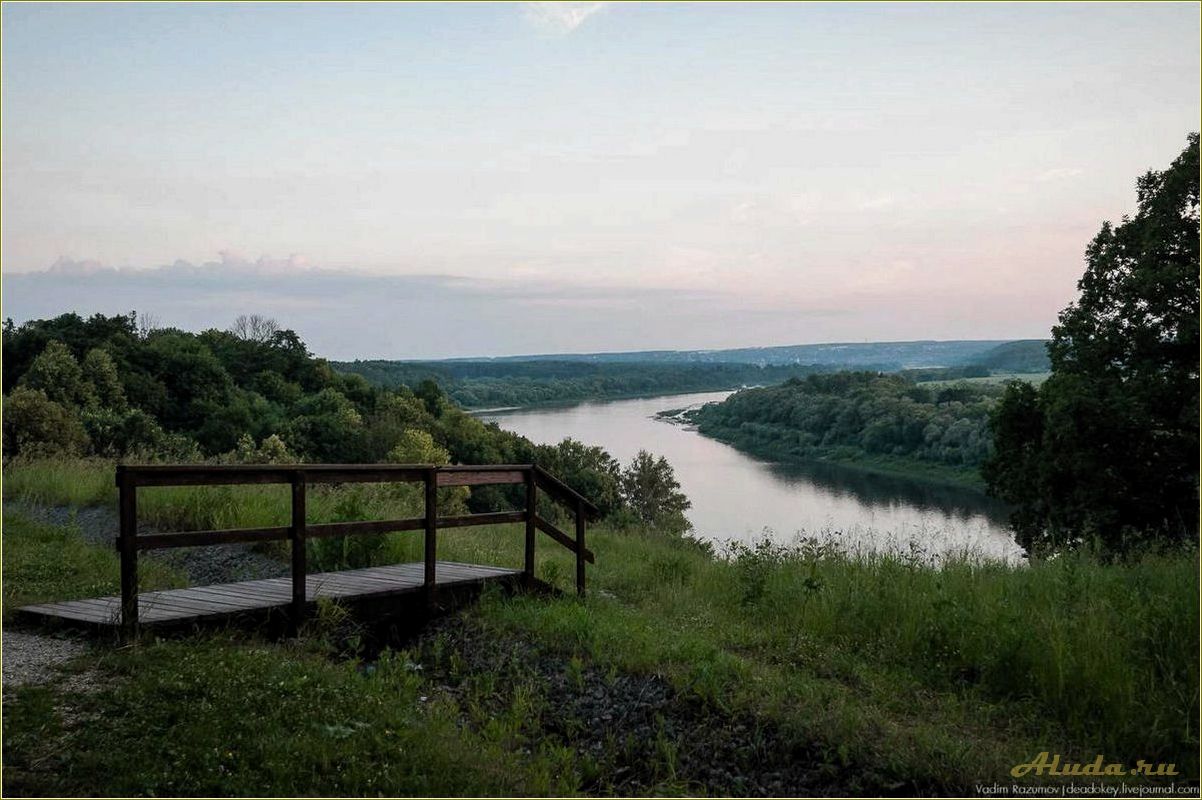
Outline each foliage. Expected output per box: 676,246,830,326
619,450,691,532
693,372,1000,480
985,134,1200,552
2,314,692,528
336,358,833,409
2,388,90,459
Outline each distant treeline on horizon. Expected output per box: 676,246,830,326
334,339,1050,409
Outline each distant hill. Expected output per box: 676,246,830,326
334,339,1050,409
432,340,1013,370
969,340,1050,373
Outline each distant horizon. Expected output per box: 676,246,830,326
339,337,1042,364
1,260,1053,360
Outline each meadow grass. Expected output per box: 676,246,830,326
2,511,187,617
2,457,1197,793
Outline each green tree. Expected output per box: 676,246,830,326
82,347,127,410
620,450,691,532
386,428,451,464
985,134,1200,552
2,387,90,458
18,340,95,407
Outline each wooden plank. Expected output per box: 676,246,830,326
120,464,435,487
174,586,277,610
533,515,596,563
135,526,290,550
575,498,586,598
290,474,306,633
424,470,437,599
306,518,424,538
435,511,526,529
118,475,137,637
525,475,537,578
437,470,526,487
17,561,526,629
151,588,258,612
124,468,294,487
302,466,427,485
438,464,534,472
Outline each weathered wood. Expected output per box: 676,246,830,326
134,526,291,550
533,465,600,516
306,518,425,539
118,463,532,487
118,474,138,639
83,463,594,635
436,470,526,487
575,498,586,597
424,468,438,605
435,511,526,529
524,472,537,580
290,473,307,634
533,515,595,563
17,562,525,629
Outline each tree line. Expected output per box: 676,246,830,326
2,312,691,533
335,359,832,409
692,372,1001,474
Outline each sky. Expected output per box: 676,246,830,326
2,2,1199,359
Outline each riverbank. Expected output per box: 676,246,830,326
689,420,987,491
2,482,1197,795
466,386,740,415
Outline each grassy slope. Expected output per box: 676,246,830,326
3,459,1198,794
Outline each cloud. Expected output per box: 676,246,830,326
521,2,608,34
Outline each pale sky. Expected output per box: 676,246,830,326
2,2,1199,359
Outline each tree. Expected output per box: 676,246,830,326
2,387,90,458
985,134,1199,553
230,314,280,343
82,348,127,410
18,340,95,407
620,450,691,532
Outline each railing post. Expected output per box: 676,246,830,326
424,467,438,609
524,468,537,585
289,471,307,635
574,498,586,598
118,469,138,641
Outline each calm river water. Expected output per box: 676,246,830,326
480,391,1024,563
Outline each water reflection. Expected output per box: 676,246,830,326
480,391,1024,563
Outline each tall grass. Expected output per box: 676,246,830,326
4,457,1197,780
480,533,1200,777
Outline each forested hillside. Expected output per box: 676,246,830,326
335,359,829,409
1,313,689,530
335,339,1048,410
691,372,1001,484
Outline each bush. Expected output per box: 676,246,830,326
2,387,89,459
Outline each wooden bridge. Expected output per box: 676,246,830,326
17,464,597,638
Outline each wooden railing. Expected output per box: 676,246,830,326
115,463,598,637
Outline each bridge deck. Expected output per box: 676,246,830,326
16,561,521,629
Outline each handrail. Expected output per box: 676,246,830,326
113,463,594,639
532,464,600,517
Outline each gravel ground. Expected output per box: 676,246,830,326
9,501,288,585
2,631,89,689
5,502,290,696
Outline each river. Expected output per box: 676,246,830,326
479,391,1024,563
